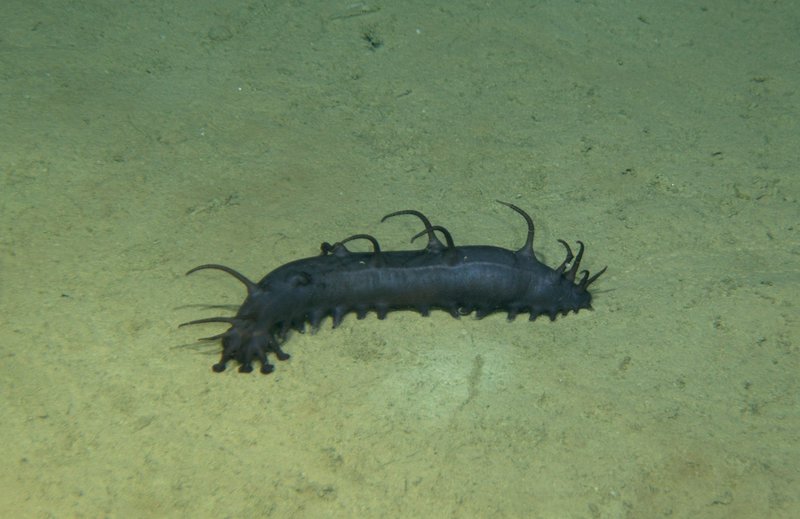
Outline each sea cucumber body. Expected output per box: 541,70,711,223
247,246,588,331
182,203,604,374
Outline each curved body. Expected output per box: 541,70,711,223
182,203,606,374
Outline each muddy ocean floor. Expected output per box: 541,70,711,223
1,1,797,517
